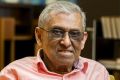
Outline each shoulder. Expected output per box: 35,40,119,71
80,57,109,80
0,57,38,79
80,57,109,79
1,57,37,72
80,57,108,72
80,57,105,66
11,57,36,65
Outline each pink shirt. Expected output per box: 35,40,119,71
0,50,110,80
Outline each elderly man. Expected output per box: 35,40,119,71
0,1,110,80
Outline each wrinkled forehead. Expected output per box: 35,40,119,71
45,12,83,31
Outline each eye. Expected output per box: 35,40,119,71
50,29,64,36
69,30,81,37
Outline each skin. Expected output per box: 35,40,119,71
0,76,8,80
35,12,88,74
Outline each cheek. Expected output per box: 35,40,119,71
73,41,82,56
44,39,59,53
42,33,56,50
74,41,81,49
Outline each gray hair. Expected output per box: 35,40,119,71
38,1,86,31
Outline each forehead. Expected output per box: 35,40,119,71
46,12,83,30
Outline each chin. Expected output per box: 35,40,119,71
57,58,75,66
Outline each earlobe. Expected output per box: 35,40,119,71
35,27,42,47
81,32,88,50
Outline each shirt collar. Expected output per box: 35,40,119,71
36,49,49,73
36,49,88,74
36,49,43,63
73,56,88,73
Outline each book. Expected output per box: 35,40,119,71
101,17,112,39
115,17,120,39
110,17,117,39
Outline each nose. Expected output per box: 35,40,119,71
60,32,71,48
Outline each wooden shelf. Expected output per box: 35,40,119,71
14,35,32,40
0,2,45,70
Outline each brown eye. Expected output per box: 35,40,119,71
69,30,83,40
69,31,81,37
50,29,64,37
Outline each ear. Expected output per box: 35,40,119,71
35,27,42,47
81,32,88,50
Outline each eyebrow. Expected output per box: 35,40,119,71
50,26,64,29
50,25,81,31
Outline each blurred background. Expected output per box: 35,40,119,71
0,0,120,79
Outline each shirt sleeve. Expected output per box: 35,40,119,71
93,63,110,80
96,68,110,80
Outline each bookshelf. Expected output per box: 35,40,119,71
0,2,45,70
95,17,120,60
0,17,16,70
94,17,120,80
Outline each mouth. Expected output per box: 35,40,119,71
58,50,73,53
57,49,74,58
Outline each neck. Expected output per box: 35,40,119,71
42,53,73,74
